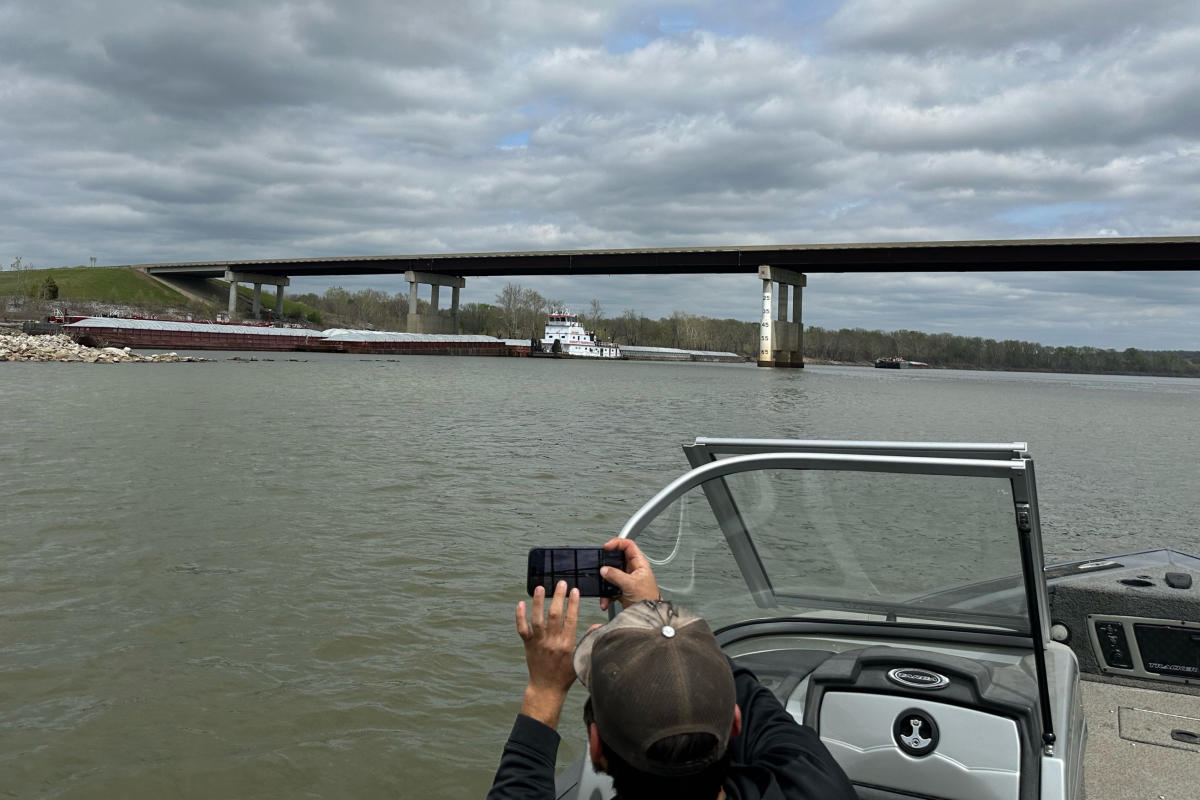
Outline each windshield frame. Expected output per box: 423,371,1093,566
617,441,1055,748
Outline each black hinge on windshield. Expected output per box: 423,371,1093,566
1015,502,1032,534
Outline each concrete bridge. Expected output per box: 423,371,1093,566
132,236,1200,367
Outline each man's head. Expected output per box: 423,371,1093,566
573,600,738,791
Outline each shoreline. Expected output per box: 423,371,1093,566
5,326,1194,379
0,330,209,363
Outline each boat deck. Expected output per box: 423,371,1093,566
1081,678,1200,799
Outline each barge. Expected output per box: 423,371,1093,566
307,329,512,357
64,318,515,356
66,318,325,352
62,317,741,362
620,345,745,363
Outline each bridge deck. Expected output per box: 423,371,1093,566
135,236,1200,279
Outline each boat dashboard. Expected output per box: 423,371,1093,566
1043,549,1200,691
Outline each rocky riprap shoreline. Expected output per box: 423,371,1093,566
0,331,208,363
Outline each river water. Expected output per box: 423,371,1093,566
2,355,1198,798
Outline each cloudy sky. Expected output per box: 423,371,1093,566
2,0,1198,349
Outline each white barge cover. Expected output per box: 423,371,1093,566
66,318,324,337
321,329,500,343
621,345,741,358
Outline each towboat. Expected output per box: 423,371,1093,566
536,312,622,359
875,357,930,369
556,438,1199,800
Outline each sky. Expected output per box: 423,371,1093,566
1,0,1198,349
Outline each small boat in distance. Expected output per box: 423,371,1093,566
534,312,622,359
875,356,930,369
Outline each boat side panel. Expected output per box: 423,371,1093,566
1048,556,1200,694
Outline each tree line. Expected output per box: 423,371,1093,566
290,283,1199,377
804,327,1199,377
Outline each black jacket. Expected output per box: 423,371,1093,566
487,659,856,799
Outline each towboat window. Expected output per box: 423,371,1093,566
634,467,1029,634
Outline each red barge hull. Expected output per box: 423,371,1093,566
301,341,514,356
68,326,321,352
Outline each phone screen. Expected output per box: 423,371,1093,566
527,547,626,597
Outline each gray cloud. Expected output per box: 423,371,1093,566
828,0,1200,55
1,1,1197,349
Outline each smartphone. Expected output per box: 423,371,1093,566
527,547,626,597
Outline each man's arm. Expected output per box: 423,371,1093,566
487,581,581,799
486,714,561,800
728,660,857,799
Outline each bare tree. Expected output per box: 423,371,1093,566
495,284,552,337
580,298,605,334
519,288,550,337
496,283,524,337
614,309,643,345
9,256,35,304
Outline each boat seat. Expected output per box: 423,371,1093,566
731,648,836,705
804,646,1042,800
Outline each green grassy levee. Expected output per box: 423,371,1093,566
0,267,187,306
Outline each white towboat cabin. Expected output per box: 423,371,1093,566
539,313,621,359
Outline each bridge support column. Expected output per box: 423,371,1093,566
404,271,466,334
224,271,290,321
275,285,285,318
757,265,805,368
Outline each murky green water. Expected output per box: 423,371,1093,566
2,355,1198,798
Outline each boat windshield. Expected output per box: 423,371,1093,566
627,456,1035,635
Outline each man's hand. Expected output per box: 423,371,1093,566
598,538,660,612
515,580,580,730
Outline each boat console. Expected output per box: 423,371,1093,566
806,646,1042,800
1045,550,1200,687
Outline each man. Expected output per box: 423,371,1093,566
487,538,856,799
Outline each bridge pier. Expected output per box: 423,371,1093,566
225,271,289,321
405,270,465,334
757,265,805,368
